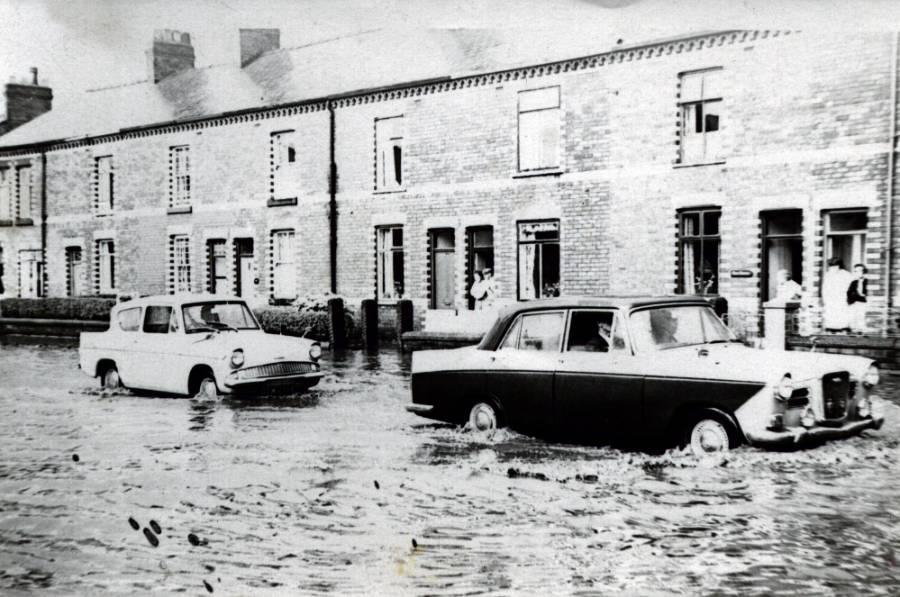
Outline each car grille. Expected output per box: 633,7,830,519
822,371,851,419
238,361,317,380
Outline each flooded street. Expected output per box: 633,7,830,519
1,344,899,596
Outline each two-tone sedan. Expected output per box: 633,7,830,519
407,297,885,454
80,294,324,397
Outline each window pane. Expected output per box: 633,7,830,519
700,239,719,294
518,243,538,299
704,100,721,133
519,111,541,171
680,72,703,102
143,306,172,334
499,317,521,350
703,70,723,99
472,228,493,247
519,221,559,241
519,87,559,112
519,312,564,352
432,229,454,250
567,311,615,352
538,109,560,169
702,210,720,236
765,210,802,236
118,307,142,332
392,227,403,248
540,243,560,297
682,212,700,236
828,211,867,232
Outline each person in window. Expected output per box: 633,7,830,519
483,268,497,308
847,264,868,333
775,269,803,301
469,270,488,310
822,258,852,333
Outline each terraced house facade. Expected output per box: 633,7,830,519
1,29,899,336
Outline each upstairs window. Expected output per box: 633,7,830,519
376,226,404,300
678,208,720,295
16,165,33,221
825,209,868,270
169,235,191,293
169,146,191,209
518,87,561,172
0,168,11,222
270,130,299,202
271,230,297,300
94,156,114,215
678,69,723,164
375,116,404,191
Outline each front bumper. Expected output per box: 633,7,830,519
746,415,885,449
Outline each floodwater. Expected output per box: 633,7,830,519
0,345,899,596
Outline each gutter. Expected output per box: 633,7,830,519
40,150,47,297
328,101,338,294
884,32,898,335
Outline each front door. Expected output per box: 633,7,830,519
18,250,42,298
430,229,455,309
486,310,565,434
553,310,644,443
66,247,85,297
234,239,254,298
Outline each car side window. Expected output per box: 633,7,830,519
117,307,142,332
499,318,522,350
169,309,180,333
567,310,625,353
518,312,565,352
143,306,173,334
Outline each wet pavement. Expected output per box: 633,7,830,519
0,344,899,596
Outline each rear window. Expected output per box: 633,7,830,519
117,307,141,332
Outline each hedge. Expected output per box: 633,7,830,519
0,297,116,321
253,306,357,343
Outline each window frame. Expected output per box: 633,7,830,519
376,225,405,302
516,219,561,301
823,208,868,286
677,207,721,295
270,229,297,301
94,155,114,216
117,306,142,332
375,116,404,192
677,68,723,165
169,145,191,210
0,168,12,223
517,86,562,173
15,165,33,222
142,305,174,334
97,239,116,295
466,226,494,310
497,309,567,352
270,130,300,204
761,209,803,301
171,235,192,294
563,308,630,354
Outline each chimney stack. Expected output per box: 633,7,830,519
0,67,52,136
240,29,280,67
149,29,195,83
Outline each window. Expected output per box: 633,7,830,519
208,239,227,295
467,226,494,310
376,226,404,300
183,301,259,333
271,230,296,300
375,116,403,191
630,306,732,352
17,249,42,298
0,245,4,294
66,247,85,297
169,146,191,208
762,210,803,301
16,165,33,221
566,311,626,353
429,229,456,310
143,306,174,334
518,86,561,172
94,156,114,214
500,311,565,352
96,240,116,295
170,235,191,293
271,130,299,201
517,220,560,300
117,307,142,332
825,210,867,270
678,208,720,295
678,69,723,164
0,168,11,222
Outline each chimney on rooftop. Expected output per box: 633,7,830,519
240,29,280,67
0,67,52,137
149,29,195,83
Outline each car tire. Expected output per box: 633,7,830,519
195,376,220,400
682,411,738,456
468,402,502,432
101,366,122,390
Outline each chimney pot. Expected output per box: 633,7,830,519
30,67,38,85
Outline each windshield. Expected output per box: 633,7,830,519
629,305,734,352
182,301,259,333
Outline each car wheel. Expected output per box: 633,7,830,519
468,402,501,432
195,377,220,400
102,366,121,390
683,413,736,456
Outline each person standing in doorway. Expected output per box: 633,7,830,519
847,264,868,333
822,258,853,333
483,268,497,308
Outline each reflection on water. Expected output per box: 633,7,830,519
0,345,898,595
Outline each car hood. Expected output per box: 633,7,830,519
188,330,318,365
656,343,873,384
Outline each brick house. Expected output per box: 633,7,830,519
1,29,898,337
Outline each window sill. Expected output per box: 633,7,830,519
15,218,34,226
0,219,12,227
512,168,564,179
267,197,298,207
374,189,406,195
94,212,113,218
167,206,192,215
673,160,726,169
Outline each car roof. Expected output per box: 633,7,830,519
479,295,715,350
113,293,245,309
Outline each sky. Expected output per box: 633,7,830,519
1,0,900,115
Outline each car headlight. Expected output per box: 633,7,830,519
863,364,879,388
775,374,793,400
230,349,244,368
857,396,871,418
309,343,322,361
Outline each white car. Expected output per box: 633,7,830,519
79,294,324,397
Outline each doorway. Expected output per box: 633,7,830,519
234,238,255,298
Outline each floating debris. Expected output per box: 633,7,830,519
128,517,140,531
203,579,213,593
411,538,418,549
149,520,162,535
374,480,380,490
188,533,202,546
143,527,159,547
71,454,80,462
